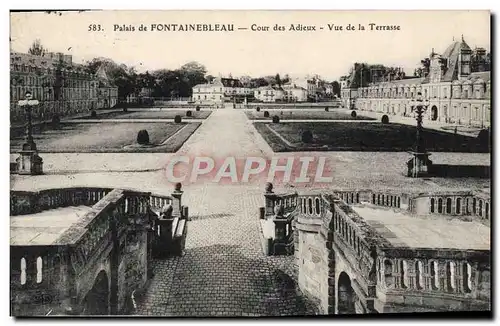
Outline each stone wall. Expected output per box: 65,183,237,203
297,230,329,314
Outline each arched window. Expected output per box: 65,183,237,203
315,198,321,215
382,195,385,205
485,202,489,220
430,261,439,290
36,257,43,284
401,260,408,288
463,262,472,293
430,198,435,213
446,261,456,292
397,197,401,208
472,198,477,214
446,198,452,214
308,198,313,215
456,198,462,214
372,194,376,204
478,200,483,217
20,258,26,285
438,198,443,213
416,260,424,290
466,198,470,214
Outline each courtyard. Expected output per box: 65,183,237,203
254,121,490,153
10,106,491,317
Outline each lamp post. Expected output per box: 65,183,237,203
16,91,44,175
406,92,432,178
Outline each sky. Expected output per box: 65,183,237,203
10,10,491,81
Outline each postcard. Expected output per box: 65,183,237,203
9,10,491,317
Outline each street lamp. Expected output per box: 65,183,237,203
16,91,44,175
406,92,432,178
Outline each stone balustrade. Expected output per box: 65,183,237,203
10,187,113,216
409,190,490,221
11,185,189,316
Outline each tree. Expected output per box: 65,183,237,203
28,39,47,56
275,73,282,87
332,81,341,97
419,58,431,77
205,75,215,83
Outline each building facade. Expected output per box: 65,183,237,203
282,84,308,102
254,85,285,102
192,79,224,105
342,38,491,127
10,51,118,124
220,78,254,102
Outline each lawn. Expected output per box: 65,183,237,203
77,109,212,120
245,109,374,121
10,122,201,153
254,121,490,153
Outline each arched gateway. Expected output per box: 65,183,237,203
83,270,110,315
337,272,356,314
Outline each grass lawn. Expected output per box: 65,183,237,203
10,122,201,153
245,109,374,121
77,109,212,120
254,121,490,153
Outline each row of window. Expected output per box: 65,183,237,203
358,84,490,100
11,74,95,88
430,197,490,219
383,259,473,293
372,194,401,208
11,64,91,77
18,256,60,286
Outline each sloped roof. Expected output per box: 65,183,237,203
220,78,243,88
440,39,472,82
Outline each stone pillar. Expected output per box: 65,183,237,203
171,183,183,218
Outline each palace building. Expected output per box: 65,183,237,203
342,37,491,127
10,51,118,124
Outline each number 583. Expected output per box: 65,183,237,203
88,24,103,32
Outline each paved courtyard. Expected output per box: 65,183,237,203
10,105,491,316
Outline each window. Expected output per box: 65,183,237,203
485,202,489,220
463,262,472,293
438,198,443,213
36,257,43,283
446,198,452,214
446,261,456,292
416,260,424,290
430,261,439,290
315,198,320,215
479,200,483,217
401,260,408,288
456,198,462,214
20,258,27,285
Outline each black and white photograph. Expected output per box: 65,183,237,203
8,9,491,318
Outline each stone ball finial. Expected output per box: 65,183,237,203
265,182,273,193
175,182,182,191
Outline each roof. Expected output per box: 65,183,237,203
351,204,490,250
220,78,243,88
10,205,93,246
193,80,223,88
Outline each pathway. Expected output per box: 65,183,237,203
133,106,317,316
